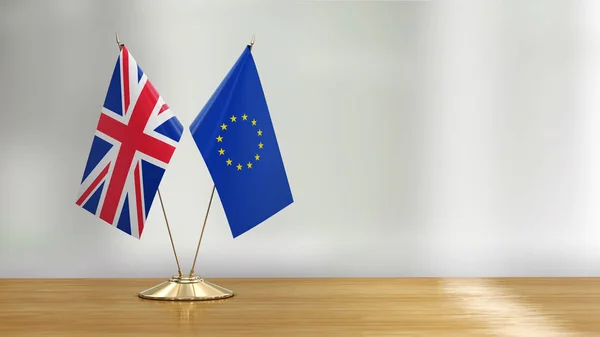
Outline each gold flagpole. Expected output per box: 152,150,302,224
157,189,183,277
189,185,216,276
115,33,183,278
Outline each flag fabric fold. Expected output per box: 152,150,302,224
189,45,293,238
76,45,183,239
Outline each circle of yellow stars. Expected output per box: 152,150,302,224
215,113,264,171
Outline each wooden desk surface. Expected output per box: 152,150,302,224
0,278,598,336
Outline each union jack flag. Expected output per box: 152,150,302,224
76,45,183,239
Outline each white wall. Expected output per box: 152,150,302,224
1,0,599,278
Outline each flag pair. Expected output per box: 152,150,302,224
75,44,293,239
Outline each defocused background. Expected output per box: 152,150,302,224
1,0,599,278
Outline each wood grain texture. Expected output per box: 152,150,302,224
0,278,599,336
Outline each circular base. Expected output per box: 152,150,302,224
138,275,234,301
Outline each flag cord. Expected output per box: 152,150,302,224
189,184,216,276
157,188,183,277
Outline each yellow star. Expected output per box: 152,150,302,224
258,142,264,149
242,114,248,120
220,123,227,130
218,148,225,155
251,119,257,126
236,163,242,171
255,154,260,161
216,135,223,142
226,158,232,166
230,115,237,122
247,162,253,169
257,129,263,136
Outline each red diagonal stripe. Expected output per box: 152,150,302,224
158,103,169,115
76,163,110,206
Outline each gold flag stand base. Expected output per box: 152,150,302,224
138,275,234,301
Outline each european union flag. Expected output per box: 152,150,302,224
189,45,293,238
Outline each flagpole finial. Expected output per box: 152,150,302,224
115,32,123,51
249,34,255,50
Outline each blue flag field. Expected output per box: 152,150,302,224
189,45,293,237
